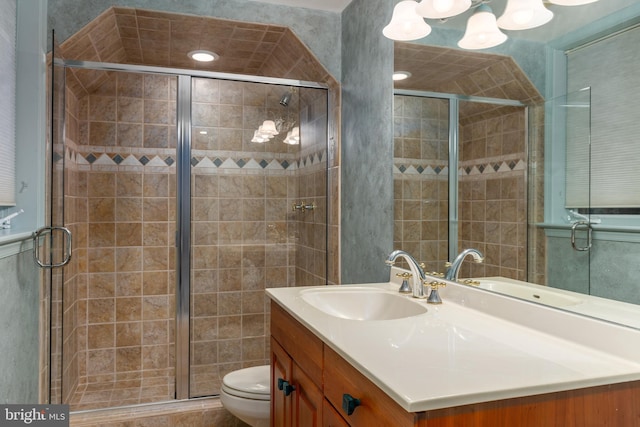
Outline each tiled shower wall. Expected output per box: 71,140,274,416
393,95,449,273
188,79,328,397
393,95,527,279
66,71,178,410
458,108,527,280
295,88,328,286
58,70,327,409
51,70,84,405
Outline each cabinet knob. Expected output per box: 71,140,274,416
342,393,361,416
278,378,296,396
283,381,296,396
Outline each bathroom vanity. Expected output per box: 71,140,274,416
267,280,640,426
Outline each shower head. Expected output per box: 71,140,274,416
279,92,292,107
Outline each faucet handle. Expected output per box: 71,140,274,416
426,281,446,304
426,281,447,289
396,272,412,294
444,262,452,268
462,279,481,286
427,271,444,278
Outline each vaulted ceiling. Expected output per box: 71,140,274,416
394,42,542,123
58,7,333,96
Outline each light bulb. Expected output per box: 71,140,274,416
188,50,219,62
393,71,412,81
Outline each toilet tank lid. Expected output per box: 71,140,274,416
222,365,271,395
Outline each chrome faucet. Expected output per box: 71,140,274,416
444,248,484,281
0,209,24,229
385,250,427,298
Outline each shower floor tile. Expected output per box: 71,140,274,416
69,377,175,411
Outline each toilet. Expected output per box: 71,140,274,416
220,365,271,427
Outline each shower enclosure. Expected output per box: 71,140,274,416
393,91,528,278
46,58,329,410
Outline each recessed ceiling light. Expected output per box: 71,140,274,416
393,71,412,81
188,50,219,62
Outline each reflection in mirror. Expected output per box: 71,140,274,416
393,95,449,274
457,99,527,280
392,5,640,329
392,43,539,280
393,92,528,279
538,23,640,322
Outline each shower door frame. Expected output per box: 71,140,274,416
394,89,528,264
54,58,328,402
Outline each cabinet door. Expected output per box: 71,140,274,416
323,399,349,427
272,338,293,427
292,364,323,427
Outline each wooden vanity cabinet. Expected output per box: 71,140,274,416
270,301,640,427
270,303,324,427
270,302,412,427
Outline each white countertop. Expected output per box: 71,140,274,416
266,278,640,412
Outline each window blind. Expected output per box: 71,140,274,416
566,25,640,208
0,0,16,206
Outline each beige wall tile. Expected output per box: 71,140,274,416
116,322,142,347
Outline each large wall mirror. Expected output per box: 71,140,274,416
391,0,640,329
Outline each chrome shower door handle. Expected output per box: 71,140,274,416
32,226,72,268
570,221,592,252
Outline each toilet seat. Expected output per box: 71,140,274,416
222,365,270,401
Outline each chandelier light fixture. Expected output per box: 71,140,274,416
251,120,279,143
251,119,300,145
383,0,600,50
250,88,300,145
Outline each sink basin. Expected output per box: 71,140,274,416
299,287,427,321
477,279,583,307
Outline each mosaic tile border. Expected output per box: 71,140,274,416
393,158,526,177
393,163,449,176
61,146,328,172
459,159,526,176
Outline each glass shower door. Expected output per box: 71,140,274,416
188,77,329,398
47,37,66,405
49,65,180,410
540,88,592,294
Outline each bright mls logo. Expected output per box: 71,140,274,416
0,405,69,426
